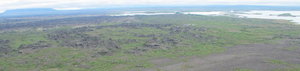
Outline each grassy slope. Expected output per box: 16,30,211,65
0,15,300,71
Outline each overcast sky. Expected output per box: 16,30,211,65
0,0,300,12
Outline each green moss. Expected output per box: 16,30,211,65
234,68,254,71
0,31,48,49
283,46,300,51
267,59,290,65
266,59,300,71
1,15,300,71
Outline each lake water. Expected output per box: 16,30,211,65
111,11,300,24
183,12,225,16
235,11,300,24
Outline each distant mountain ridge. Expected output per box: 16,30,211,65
1,5,300,17
1,8,56,17
0,8,111,17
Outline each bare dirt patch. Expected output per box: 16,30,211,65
143,39,300,71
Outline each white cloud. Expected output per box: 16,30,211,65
0,10,4,13
54,8,82,10
0,0,299,12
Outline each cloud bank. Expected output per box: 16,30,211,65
0,0,300,12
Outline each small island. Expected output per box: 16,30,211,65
278,13,296,17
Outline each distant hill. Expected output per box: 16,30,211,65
1,5,300,17
0,8,111,17
0,8,57,17
278,13,297,17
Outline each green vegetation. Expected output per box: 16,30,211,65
278,13,296,17
0,31,48,49
234,68,254,71
0,14,300,71
283,46,300,51
267,59,300,71
267,59,290,65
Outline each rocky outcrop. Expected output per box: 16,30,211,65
127,37,179,55
96,23,172,29
0,40,12,56
47,27,121,56
19,41,52,50
17,41,52,54
170,26,208,34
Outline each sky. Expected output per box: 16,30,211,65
0,0,300,13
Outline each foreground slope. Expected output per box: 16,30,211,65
0,14,300,71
